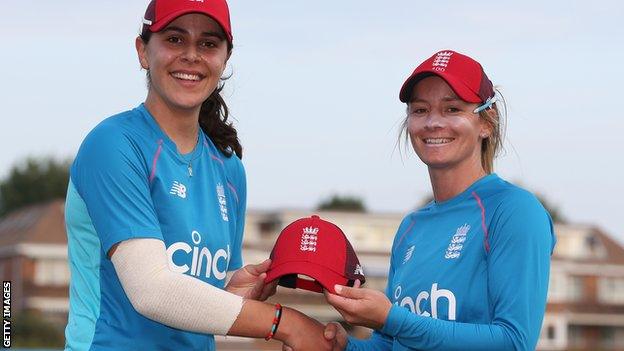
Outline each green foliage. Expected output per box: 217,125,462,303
317,194,367,212
0,156,71,216
12,312,65,348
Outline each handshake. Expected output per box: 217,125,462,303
225,215,393,351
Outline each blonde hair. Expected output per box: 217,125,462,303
479,89,507,173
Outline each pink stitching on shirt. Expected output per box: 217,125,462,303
396,218,416,248
472,191,491,252
149,139,163,183
209,152,224,166
227,182,239,203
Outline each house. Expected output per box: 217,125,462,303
538,224,624,350
0,200,69,325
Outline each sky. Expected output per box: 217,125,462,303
2,1,623,243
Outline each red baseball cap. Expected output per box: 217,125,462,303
399,50,494,104
141,0,233,43
265,215,365,294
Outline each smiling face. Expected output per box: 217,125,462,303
136,13,230,114
407,75,492,173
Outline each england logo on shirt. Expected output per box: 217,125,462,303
445,224,470,259
216,183,228,222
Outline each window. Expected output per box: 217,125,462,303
601,327,616,348
548,271,567,302
598,277,624,304
34,259,70,286
547,325,556,340
568,325,585,348
567,276,585,301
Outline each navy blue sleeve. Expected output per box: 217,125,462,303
71,121,163,255
223,154,246,271
378,191,554,350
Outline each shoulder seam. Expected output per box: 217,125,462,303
471,191,491,253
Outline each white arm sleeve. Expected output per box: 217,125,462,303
111,238,244,335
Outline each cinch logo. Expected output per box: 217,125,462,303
170,181,187,199
166,230,229,280
393,283,456,320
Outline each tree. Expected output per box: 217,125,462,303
12,312,65,348
0,156,71,216
317,194,367,212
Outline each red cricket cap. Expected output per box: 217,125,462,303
141,0,233,43
399,50,494,103
265,215,365,294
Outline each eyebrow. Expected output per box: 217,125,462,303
409,95,462,103
161,26,226,40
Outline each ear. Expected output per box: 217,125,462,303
479,108,496,138
226,48,232,62
135,36,149,70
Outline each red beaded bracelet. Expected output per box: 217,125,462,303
265,303,283,341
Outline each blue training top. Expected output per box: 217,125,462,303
348,174,555,351
64,104,246,350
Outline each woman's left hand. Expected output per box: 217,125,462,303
225,259,277,300
324,282,392,330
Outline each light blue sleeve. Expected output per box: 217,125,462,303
379,192,555,351
223,154,246,271
347,331,394,351
346,216,416,351
71,120,163,255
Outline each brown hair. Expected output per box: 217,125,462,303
139,32,242,159
398,88,507,173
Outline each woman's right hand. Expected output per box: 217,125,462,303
277,307,334,351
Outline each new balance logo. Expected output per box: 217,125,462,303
403,245,415,264
445,224,470,259
170,181,187,199
300,226,319,252
354,264,364,275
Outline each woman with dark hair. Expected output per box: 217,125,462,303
64,1,331,350
320,50,556,351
